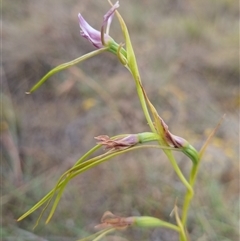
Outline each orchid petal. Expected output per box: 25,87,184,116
104,1,120,34
78,13,103,48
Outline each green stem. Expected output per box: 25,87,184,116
76,228,115,241
74,144,101,166
46,174,71,223
124,45,192,238
180,233,187,241
124,65,155,134
135,79,156,133
121,37,191,193
92,228,115,241
124,43,192,240
181,164,199,227
163,149,193,194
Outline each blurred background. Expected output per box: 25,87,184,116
1,0,239,240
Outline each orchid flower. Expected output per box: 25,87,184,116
78,1,118,48
78,1,126,57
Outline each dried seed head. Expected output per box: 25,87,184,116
95,211,134,230
95,134,139,150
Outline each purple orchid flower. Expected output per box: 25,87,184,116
78,1,119,48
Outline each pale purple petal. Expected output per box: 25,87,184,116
78,13,102,48
103,1,120,34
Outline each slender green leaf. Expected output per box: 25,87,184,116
27,48,108,94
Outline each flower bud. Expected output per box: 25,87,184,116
159,117,199,165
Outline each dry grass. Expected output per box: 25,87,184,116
1,0,239,240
